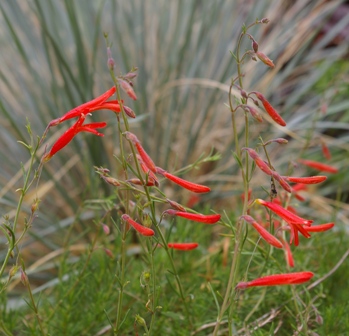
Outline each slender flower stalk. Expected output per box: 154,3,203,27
167,243,199,250
236,272,314,289
298,159,338,173
163,209,220,224
156,167,211,193
121,214,155,236
241,215,283,248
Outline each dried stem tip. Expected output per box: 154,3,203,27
236,271,314,289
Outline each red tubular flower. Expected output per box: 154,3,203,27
241,215,283,249
256,199,312,226
164,209,220,224
119,79,137,100
298,159,338,174
49,86,116,127
236,272,314,289
253,92,286,127
304,222,334,232
241,148,273,176
124,132,157,173
284,176,327,184
42,115,107,162
156,167,211,193
256,198,312,246
121,214,154,236
167,243,199,250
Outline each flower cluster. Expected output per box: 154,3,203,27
42,73,220,249
231,28,338,291
42,85,136,162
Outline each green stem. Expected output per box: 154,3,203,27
24,274,46,335
0,144,38,278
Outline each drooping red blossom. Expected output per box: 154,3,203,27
49,86,116,127
121,214,154,236
163,209,220,224
255,198,312,246
241,215,283,249
119,79,137,100
253,92,286,126
284,176,327,184
42,115,107,162
304,222,334,232
167,243,199,250
156,167,211,193
241,148,273,176
298,159,338,174
236,272,314,289
124,132,157,173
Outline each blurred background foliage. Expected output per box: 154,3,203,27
0,0,349,331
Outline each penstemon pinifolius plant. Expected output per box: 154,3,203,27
1,17,340,336
211,18,338,336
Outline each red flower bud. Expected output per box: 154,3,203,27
119,79,137,100
256,51,275,68
254,92,286,127
242,148,273,176
121,214,154,236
